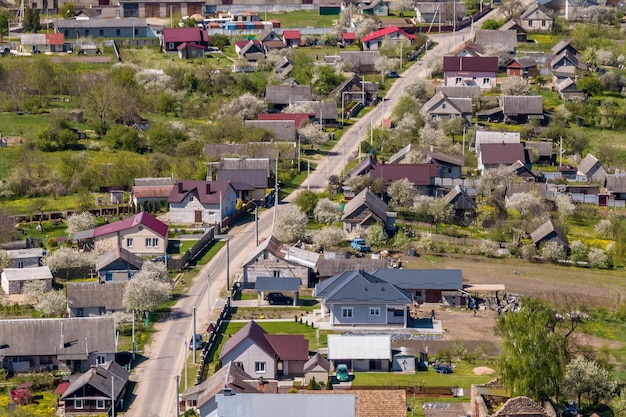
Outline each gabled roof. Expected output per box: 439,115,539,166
204,143,297,160
500,19,527,33
475,130,521,147
434,85,481,98
520,2,553,19
370,268,463,290
550,50,586,69
265,85,312,105
243,235,320,269
422,91,472,115
475,30,517,52
132,185,174,199
95,247,143,272
162,27,207,44
501,95,543,115
369,163,437,186
191,362,260,409
450,41,485,57
327,334,391,359
67,281,127,311
177,42,206,51
265,334,309,360
607,174,626,193
524,141,553,157
220,321,274,360
216,169,268,189
577,153,604,177
508,56,538,69
86,211,168,240
257,113,313,129
245,119,296,140
442,185,478,210
0,317,115,360
169,180,234,205
303,352,331,372
257,27,279,42
135,177,173,187
551,40,576,55
342,188,390,222
2,266,52,282
317,258,388,278
362,26,416,43
480,143,527,165
283,30,301,40
443,56,499,72
556,77,576,91
348,154,377,177
61,361,128,401
493,396,549,417
6,248,45,260
239,40,263,55
530,219,568,247
315,270,412,304
220,158,270,172
46,33,65,45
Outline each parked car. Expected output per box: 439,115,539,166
335,364,350,382
351,238,370,252
388,70,399,78
265,292,293,305
434,362,453,374
189,334,203,350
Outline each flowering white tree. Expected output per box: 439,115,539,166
94,239,114,255
356,18,377,39
313,227,345,250
428,197,454,225
500,76,531,96
366,223,388,248
220,93,266,120
569,240,587,262
139,261,170,282
122,274,171,314
389,0,415,15
556,194,576,218
65,211,96,237
541,240,565,262
43,247,97,273
298,123,328,146
588,248,609,268
564,356,617,405
519,244,538,260
387,179,417,210
419,125,450,147
22,280,66,316
374,56,401,77
314,198,342,225
404,78,435,103
23,280,47,305
275,205,308,243
505,192,543,220
0,250,10,272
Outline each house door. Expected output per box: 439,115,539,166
194,211,202,223
277,361,284,376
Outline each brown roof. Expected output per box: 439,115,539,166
132,185,174,199
169,180,234,205
265,85,312,105
304,390,406,417
303,352,331,372
220,320,275,360
443,56,498,72
493,396,549,417
481,143,527,165
370,163,437,186
193,362,260,408
265,334,309,360
67,281,128,311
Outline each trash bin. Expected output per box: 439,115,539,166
407,248,416,257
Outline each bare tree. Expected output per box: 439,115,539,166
500,0,523,19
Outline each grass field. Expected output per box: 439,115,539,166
265,10,338,28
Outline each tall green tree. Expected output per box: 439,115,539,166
23,6,41,32
498,298,566,401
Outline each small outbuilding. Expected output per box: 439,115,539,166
303,353,331,384
1,266,53,295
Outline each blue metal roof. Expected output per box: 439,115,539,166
370,269,463,291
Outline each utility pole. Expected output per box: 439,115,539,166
307,160,310,190
131,310,135,361
226,239,230,290
207,273,211,321
175,375,180,417
192,306,197,364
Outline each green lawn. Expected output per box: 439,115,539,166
264,10,338,28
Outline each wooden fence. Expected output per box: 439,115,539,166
168,227,216,272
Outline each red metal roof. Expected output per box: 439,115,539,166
370,163,437,186
362,26,416,43
55,382,71,395
45,33,64,45
265,334,309,361
162,27,206,44
177,42,207,51
92,211,168,239
283,30,301,40
342,32,356,40
443,56,499,72
257,113,315,129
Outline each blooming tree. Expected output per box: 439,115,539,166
313,227,345,250
43,247,97,273
387,178,417,210
65,211,96,237
220,93,266,120
298,123,328,146
314,198,343,225
569,240,587,263
500,76,531,96
541,240,565,262
588,248,609,268
556,194,576,218
275,205,308,243
505,192,543,220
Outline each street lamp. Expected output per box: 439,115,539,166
341,91,351,127
192,306,197,364
249,201,259,247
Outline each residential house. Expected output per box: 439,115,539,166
327,334,392,370
550,50,587,74
475,29,517,54
181,361,263,415
96,247,143,283
303,353,331,385
506,182,548,199
291,101,338,127
257,113,314,129
132,177,174,209
507,160,543,181
359,0,390,16
370,268,464,306
265,85,313,111
524,141,555,165
236,40,265,62
414,1,466,24
219,320,309,379
216,169,269,201
506,57,539,78
245,119,297,141
443,56,499,90
331,73,379,107
73,211,168,258
283,30,301,47
559,164,578,180
387,145,464,179
219,158,271,175
478,143,531,171
577,153,607,184
273,56,294,79
20,33,65,53
257,27,281,44
55,18,158,39
551,40,577,56
442,185,477,222
67,281,127,318
1,266,53,295
606,174,626,200
342,32,356,46
204,143,297,161
370,163,438,195
242,235,320,288
520,2,553,31
162,27,208,53
315,271,412,328
59,361,128,415
169,180,237,226
338,51,380,73
555,77,584,101
421,91,472,124
5,248,45,268
341,188,397,234
362,26,416,51
450,41,485,58
317,258,388,280
531,219,569,249
434,85,482,99
500,20,528,42
177,42,206,59
346,154,377,178
501,95,543,124
475,130,521,153
0,317,116,373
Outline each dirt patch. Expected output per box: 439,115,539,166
472,367,496,375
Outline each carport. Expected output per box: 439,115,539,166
255,277,301,306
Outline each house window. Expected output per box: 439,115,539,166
369,307,381,316
85,29,89,36
64,30,68,36
17,261,24,268
342,307,353,318
541,20,546,26
96,355,107,365
145,238,152,248
415,290,422,297
96,400,105,409
75,400,83,409
127,238,133,248
455,77,462,84
189,196,194,202
134,28,139,36
168,42,174,49
99,307,106,315
116,29,121,36
255,361,266,373
77,308,84,317
152,238,158,248
99,29,104,36
187,400,197,407
273,270,280,277
527,19,533,26
442,103,446,109
483,78,490,85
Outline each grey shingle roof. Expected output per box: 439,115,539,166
434,85,481,98
265,85,312,105
500,19,527,33
493,396,549,417
66,281,127,311
442,185,477,210
61,361,129,401
254,277,301,291
342,188,389,223
475,29,517,52
244,120,296,141
0,317,116,360
204,143,297,160
551,40,576,55
55,18,148,29
134,177,174,187
2,266,52,282
606,174,626,193
95,247,143,272
370,269,463,290
530,220,568,247
501,95,543,115
577,153,600,176
315,270,412,304
520,2,552,19
317,258,388,277
303,352,330,372
524,141,553,156
216,169,268,189
243,235,319,269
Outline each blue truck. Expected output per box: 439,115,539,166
351,238,370,252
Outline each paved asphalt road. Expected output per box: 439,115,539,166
126,6,522,415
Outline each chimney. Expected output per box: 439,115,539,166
206,183,211,194
177,182,183,193
459,56,462,72
60,322,64,349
